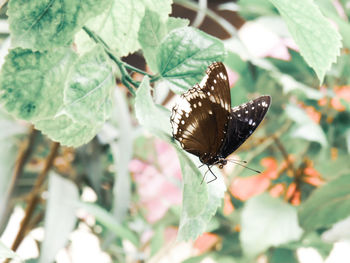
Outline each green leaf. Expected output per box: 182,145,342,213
134,76,226,241
237,0,277,20
141,0,172,20
110,89,133,222
135,76,172,137
85,0,172,57
0,46,114,147
138,9,167,72
299,175,350,232
0,240,22,262
268,0,342,82
268,248,298,263
63,45,114,126
0,48,77,121
8,0,111,50
285,104,327,146
317,0,350,49
240,194,303,256
157,27,226,93
39,172,79,263
35,115,99,147
0,109,26,230
177,150,226,241
166,17,190,32
77,202,139,246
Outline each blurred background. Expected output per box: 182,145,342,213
1,0,350,262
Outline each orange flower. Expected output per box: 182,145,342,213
298,102,321,123
318,85,350,112
194,233,220,254
331,85,350,111
223,193,234,215
229,157,278,200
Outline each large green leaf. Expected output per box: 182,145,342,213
134,76,226,240
177,150,226,241
63,45,114,126
268,0,342,82
85,0,172,57
39,172,79,263
157,27,226,93
34,115,100,147
240,194,303,256
138,9,167,72
0,48,76,121
299,175,350,231
0,46,114,147
8,0,111,50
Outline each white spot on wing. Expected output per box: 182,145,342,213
199,74,209,87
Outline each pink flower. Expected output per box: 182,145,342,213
129,140,182,223
238,21,297,61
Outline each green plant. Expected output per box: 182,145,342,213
0,0,350,262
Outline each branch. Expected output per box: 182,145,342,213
0,126,38,230
273,137,296,177
10,142,60,253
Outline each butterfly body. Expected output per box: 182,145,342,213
170,62,271,171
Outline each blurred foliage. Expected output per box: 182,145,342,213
0,0,350,262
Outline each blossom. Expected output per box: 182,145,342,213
129,140,182,223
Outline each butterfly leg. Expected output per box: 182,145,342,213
200,166,217,184
200,168,210,185
206,166,217,184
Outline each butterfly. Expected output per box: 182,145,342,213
170,62,271,182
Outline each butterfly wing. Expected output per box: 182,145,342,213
170,62,231,165
199,62,231,111
219,95,271,158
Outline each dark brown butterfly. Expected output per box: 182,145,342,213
170,62,271,182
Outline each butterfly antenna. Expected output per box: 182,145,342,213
226,159,261,174
227,158,247,164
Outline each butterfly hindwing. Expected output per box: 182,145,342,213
219,96,271,158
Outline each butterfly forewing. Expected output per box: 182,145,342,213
219,96,271,158
199,62,231,112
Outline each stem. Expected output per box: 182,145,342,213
83,26,159,95
174,0,238,36
10,142,60,253
123,63,152,77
